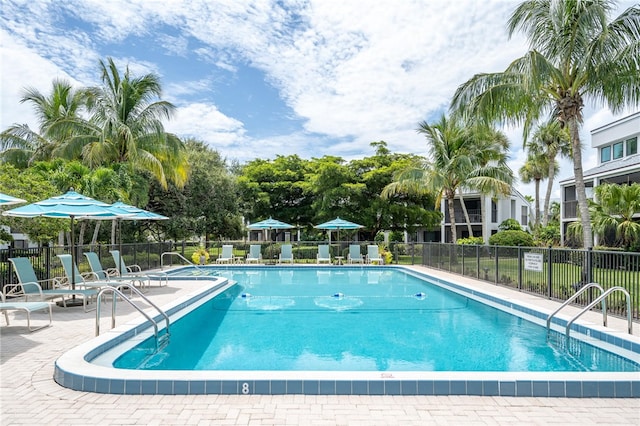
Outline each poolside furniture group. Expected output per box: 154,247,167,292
1,244,386,332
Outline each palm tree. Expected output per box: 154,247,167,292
591,183,640,250
527,121,571,226
53,57,189,189
382,115,513,243
452,0,640,248
0,79,83,167
519,152,549,227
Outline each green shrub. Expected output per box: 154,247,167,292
488,230,535,247
498,218,522,231
457,236,484,245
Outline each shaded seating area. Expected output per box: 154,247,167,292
58,254,133,296
110,250,168,287
278,244,294,263
85,252,149,290
0,292,52,332
317,245,332,264
246,244,262,263
366,245,384,265
6,257,98,312
348,244,364,264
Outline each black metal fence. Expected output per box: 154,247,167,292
1,241,638,321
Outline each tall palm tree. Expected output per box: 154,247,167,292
382,115,513,243
53,57,189,189
519,152,549,227
527,121,571,226
0,79,83,167
452,0,640,248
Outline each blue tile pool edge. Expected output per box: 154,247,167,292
54,266,640,398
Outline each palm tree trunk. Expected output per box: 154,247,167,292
534,178,541,227
568,118,593,248
447,196,458,243
543,160,556,227
457,188,474,237
91,221,101,248
111,219,117,248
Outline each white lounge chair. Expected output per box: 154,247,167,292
0,291,52,332
85,252,149,290
347,245,364,264
7,257,98,312
217,245,234,263
366,245,384,265
317,245,332,264
278,244,294,264
246,245,262,263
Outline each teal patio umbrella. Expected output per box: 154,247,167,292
2,190,133,295
0,192,26,206
314,217,363,243
247,217,294,241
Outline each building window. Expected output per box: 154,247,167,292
521,206,528,226
627,137,638,156
600,145,611,163
511,200,516,219
491,201,497,223
613,141,624,159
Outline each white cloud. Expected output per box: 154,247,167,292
166,102,246,147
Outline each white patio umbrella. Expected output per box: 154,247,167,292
2,190,133,295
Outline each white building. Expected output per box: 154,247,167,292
409,189,532,243
559,111,640,246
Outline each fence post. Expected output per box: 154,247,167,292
547,245,553,299
517,246,522,290
586,247,593,284
494,246,499,284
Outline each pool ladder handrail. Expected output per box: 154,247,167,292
565,286,632,337
546,282,604,332
96,286,170,350
161,251,204,271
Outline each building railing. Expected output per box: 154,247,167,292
1,240,637,321
444,209,482,223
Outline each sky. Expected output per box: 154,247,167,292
1,0,638,201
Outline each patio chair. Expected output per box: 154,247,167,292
317,245,332,264
347,245,364,264
278,244,294,263
366,245,384,265
58,254,133,296
110,250,168,287
217,245,235,263
0,291,52,332
246,244,262,263
7,257,98,312
85,252,149,290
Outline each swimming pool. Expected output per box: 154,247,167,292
55,266,640,397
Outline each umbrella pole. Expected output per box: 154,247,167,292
118,219,123,275
71,216,76,290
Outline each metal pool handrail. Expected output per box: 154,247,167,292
566,286,632,337
96,286,170,350
546,282,604,332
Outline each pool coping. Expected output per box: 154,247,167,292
54,265,640,397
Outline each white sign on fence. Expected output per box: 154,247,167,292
524,253,544,272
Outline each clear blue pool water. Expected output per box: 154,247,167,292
113,267,639,372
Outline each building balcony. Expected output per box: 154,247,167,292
563,200,578,219
444,209,482,224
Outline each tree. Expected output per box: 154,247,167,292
527,121,571,226
591,183,640,250
452,0,640,248
53,57,189,190
383,115,513,243
519,152,548,227
0,79,83,167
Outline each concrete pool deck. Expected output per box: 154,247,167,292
1,265,639,425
